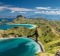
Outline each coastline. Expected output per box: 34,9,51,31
0,37,41,55
8,24,37,29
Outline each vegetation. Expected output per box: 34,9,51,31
0,15,60,55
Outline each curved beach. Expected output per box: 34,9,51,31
0,37,41,56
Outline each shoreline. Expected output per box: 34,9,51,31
0,37,41,54
8,24,37,29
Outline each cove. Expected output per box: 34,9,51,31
0,24,36,30
0,24,45,56
0,37,41,56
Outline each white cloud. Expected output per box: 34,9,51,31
0,6,7,11
10,11,15,13
0,6,33,12
0,5,60,15
35,7,60,15
19,12,26,13
36,7,51,10
35,10,60,15
7,7,33,12
36,7,60,11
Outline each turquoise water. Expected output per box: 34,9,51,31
0,24,41,56
0,24,36,30
0,37,40,56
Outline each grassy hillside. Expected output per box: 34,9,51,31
0,15,60,55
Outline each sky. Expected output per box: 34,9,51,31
0,0,60,17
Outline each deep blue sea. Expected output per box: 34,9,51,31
0,18,15,22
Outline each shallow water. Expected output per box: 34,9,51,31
0,37,40,56
0,24,36,30
0,24,40,56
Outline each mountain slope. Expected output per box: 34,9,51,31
0,15,60,54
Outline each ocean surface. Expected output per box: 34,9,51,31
0,22,40,56
0,24,36,30
0,37,41,56
0,18,14,22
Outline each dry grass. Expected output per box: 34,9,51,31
36,53,55,56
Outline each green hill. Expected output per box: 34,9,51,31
0,15,60,54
